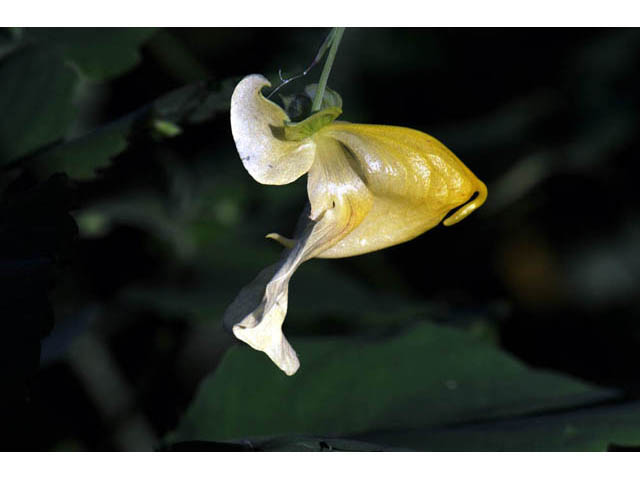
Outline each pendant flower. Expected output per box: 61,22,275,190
223,74,487,375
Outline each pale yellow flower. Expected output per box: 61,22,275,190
223,74,487,375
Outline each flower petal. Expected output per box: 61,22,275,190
222,261,300,375
314,123,487,258
222,202,359,375
230,74,316,185
306,135,374,253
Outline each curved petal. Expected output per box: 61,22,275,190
222,203,360,375
315,123,487,258
230,74,316,185
306,135,374,255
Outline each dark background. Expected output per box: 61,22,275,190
2,27,640,450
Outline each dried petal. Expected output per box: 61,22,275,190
222,204,355,375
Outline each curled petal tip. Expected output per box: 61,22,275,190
223,218,319,376
442,180,488,226
266,232,296,248
223,264,301,376
232,316,300,376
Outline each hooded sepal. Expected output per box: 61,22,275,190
230,74,316,185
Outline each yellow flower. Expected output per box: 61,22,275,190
223,74,487,375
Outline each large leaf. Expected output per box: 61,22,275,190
355,401,640,451
167,402,640,451
0,46,76,164
171,321,615,444
24,28,157,81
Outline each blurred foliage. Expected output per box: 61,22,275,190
1,27,640,451
0,45,76,163
28,77,237,180
24,28,158,81
0,28,156,165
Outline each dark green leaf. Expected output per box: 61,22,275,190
356,401,640,451
28,77,237,180
0,46,76,164
24,28,158,81
170,321,614,444
30,116,135,180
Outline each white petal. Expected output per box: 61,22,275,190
222,199,362,375
230,74,316,185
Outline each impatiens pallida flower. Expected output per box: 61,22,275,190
223,74,487,375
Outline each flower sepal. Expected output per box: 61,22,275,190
283,106,342,141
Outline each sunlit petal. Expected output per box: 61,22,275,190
230,74,316,185
305,134,373,253
315,123,487,258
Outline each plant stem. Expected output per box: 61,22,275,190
311,27,345,112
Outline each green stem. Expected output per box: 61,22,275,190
311,27,345,112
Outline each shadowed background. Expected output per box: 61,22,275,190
1,27,640,451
